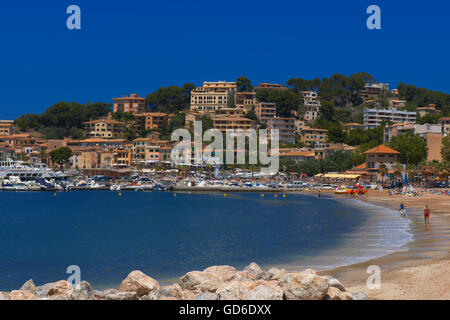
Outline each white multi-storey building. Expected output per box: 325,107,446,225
363,108,416,128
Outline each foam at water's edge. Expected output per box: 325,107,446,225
287,198,414,271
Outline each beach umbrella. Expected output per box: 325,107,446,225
404,171,408,186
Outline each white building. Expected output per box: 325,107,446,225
363,108,416,128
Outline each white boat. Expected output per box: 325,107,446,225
0,158,48,180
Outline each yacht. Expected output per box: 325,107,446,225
0,158,47,180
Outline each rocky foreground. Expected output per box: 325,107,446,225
0,263,367,300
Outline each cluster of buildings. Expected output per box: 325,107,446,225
1,80,449,178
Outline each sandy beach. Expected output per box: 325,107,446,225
317,189,450,300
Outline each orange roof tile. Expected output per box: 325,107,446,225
364,145,400,154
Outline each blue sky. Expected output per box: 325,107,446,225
0,0,449,119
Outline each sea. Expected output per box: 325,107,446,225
0,191,412,291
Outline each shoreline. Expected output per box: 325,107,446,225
1,189,448,299
313,189,450,300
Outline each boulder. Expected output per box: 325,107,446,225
243,282,283,300
20,279,37,294
352,292,369,300
194,292,220,300
139,291,160,300
119,270,160,297
179,271,222,293
0,292,10,300
9,290,37,300
105,292,138,300
324,276,346,292
36,280,72,297
262,267,287,281
323,287,353,300
93,289,119,300
70,281,93,300
243,262,264,279
202,265,238,282
160,284,183,299
216,280,258,300
279,272,329,300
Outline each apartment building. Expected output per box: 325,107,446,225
299,127,328,146
112,149,132,168
279,149,316,163
203,81,236,91
359,83,389,100
0,134,36,147
363,108,416,128
212,116,256,133
79,138,125,149
0,120,14,136
255,83,287,91
235,91,257,110
266,117,296,144
113,94,147,114
71,147,113,170
313,143,357,159
415,124,443,162
215,108,245,117
134,112,171,131
190,87,232,113
416,104,440,117
364,145,399,170
83,119,126,138
132,138,168,165
439,117,450,136
383,123,415,143
255,102,276,123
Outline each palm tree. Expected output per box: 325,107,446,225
406,163,417,185
377,163,388,184
391,163,403,184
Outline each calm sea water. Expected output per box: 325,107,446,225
0,191,412,291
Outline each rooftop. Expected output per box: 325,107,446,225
364,145,400,155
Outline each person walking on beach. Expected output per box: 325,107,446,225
424,205,431,223
399,203,406,218
318,190,321,199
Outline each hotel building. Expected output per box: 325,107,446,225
113,94,147,114
363,108,416,128
266,117,296,144
0,120,14,136
299,127,328,146
83,119,126,138
301,91,320,122
255,102,276,122
190,87,232,113
134,112,171,131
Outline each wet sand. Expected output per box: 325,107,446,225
315,190,450,300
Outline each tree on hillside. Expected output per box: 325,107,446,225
388,132,428,165
256,89,302,117
49,147,72,169
15,114,41,131
146,83,194,113
236,76,253,92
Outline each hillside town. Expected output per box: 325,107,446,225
0,76,449,191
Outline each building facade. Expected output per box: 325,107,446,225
266,117,296,144
363,108,416,128
113,94,147,114
83,119,126,138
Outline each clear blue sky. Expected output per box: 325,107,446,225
1,0,449,119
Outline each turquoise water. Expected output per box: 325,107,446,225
0,191,411,290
